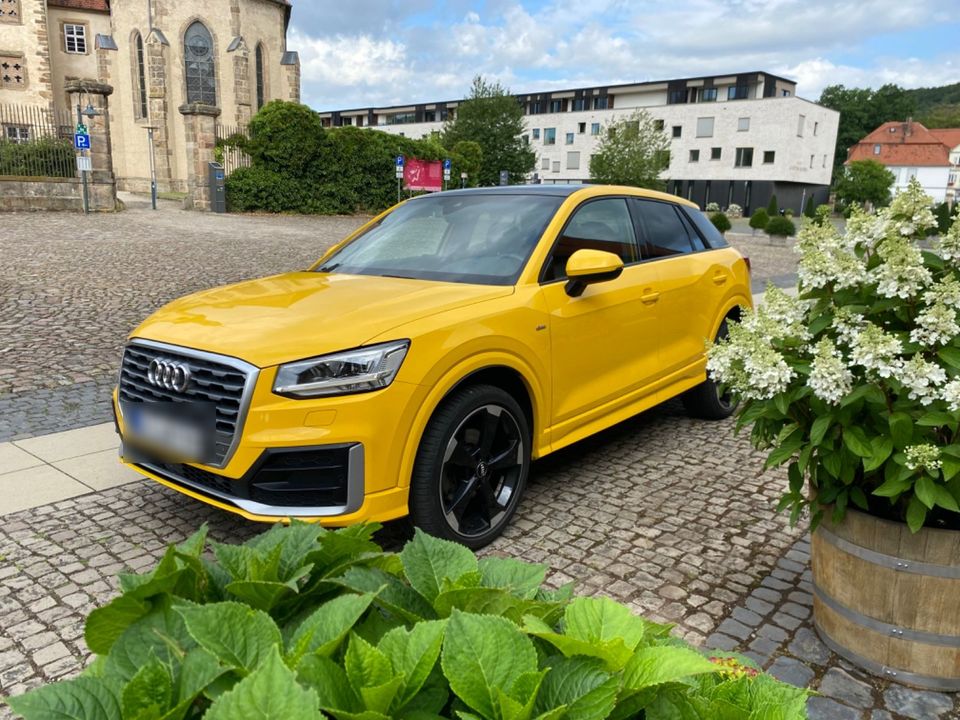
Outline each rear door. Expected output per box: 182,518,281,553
631,199,729,378
540,197,662,440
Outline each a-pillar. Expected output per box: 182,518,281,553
178,103,221,211
65,79,117,212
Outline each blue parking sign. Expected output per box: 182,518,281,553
443,158,451,170
74,133,90,150
395,155,404,167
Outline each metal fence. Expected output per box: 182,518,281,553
215,123,251,177
0,104,75,177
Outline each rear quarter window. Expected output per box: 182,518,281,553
683,207,729,248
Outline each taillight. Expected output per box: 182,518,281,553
743,255,752,273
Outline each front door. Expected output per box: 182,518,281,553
539,197,662,444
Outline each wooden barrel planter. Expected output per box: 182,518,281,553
811,508,960,690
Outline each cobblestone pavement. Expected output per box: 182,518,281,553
3,400,956,717
0,208,798,441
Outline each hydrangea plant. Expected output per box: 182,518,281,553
708,179,960,532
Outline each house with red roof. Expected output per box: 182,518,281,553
846,120,960,203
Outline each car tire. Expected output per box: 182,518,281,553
409,384,530,549
682,319,737,420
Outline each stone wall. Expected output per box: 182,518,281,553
0,0,53,106
0,176,81,210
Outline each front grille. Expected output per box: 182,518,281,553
119,342,254,466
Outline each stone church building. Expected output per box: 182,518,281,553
0,0,299,194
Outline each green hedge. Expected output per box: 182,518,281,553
709,211,731,234
0,138,74,178
765,216,796,237
6,523,808,720
225,101,476,215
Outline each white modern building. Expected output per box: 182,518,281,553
317,71,840,214
846,121,960,204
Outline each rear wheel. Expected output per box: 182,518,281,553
409,384,530,549
682,319,737,420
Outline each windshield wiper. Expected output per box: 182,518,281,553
317,263,340,272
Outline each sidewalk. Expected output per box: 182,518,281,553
0,423,138,516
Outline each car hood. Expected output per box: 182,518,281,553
131,272,513,367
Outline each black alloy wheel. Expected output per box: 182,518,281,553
410,385,530,548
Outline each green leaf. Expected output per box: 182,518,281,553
787,463,803,494
915,476,938,509
400,529,479,604
863,436,894,473
478,557,547,600
244,521,325,580
889,412,913,449
441,610,538,720
378,620,446,710
906,497,928,533
842,427,873,458
177,601,282,674
121,657,173,720
822,451,843,479
872,477,911,498
522,615,634,672
204,645,323,720
840,384,872,407
934,485,960,512
809,415,833,446
6,677,122,720
84,594,152,656
345,633,395,691
296,655,359,712
621,646,720,690
917,411,957,427
563,596,647,651
337,566,437,623
534,657,618,720
937,346,960,370
104,601,194,684
943,457,960,481
176,647,227,705
287,593,375,666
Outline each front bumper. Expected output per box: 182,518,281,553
115,343,426,525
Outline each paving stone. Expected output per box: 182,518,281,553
787,627,832,665
870,712,893,720
756,623,789,643
818,667,875,708
731,606,763,627
747,635,780,662
807,696,862,720
716,618,753,641
703,633,741,652
780,601,811,620
772,610,803,631
882,685,955,719
767,656,815,688
744,596,774,616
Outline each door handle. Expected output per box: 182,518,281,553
712,271,728,285
641,290,660,304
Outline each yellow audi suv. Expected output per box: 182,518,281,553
115,185,751,547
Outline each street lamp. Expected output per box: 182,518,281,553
143,125,159,210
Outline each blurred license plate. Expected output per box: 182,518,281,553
122,401,214,463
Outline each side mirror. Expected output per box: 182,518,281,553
564,249,624,297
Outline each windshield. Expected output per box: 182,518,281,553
316,193,564,285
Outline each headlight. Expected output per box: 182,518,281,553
273,340,410,398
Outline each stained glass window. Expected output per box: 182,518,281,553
255,44,265,109
184,22,216,105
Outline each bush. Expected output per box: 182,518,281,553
813,204,832,227
0,137,74,177
749,208,770,231
6,524,809,720
726,203,743,218
709,211,731,234
804,196,816,218
767,193,779,216
705,201,720,213
933,201,954,235
765,216,796,237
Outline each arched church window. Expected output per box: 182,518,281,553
255,43,265,110
184,21,216,105
134,32,147,118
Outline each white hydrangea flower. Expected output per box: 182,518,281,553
745,286,810,341
808,338,854,405
832,307,866,346
911,302,960,346
888,178,937,238
706,322,795,401
942,378,960,411
844,205,888,251
795,221,867,290
849,323,904,378
872,236,932,300
939,212,960,263
923,275,960,310
899,355,947,405
904,443,942,472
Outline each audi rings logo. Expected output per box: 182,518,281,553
147,359,193,393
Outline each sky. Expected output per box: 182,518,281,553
287,0,959,112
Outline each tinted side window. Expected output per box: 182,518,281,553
635,200,694,258
543,198,638,281
683,207,729,248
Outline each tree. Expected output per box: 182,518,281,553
767,194,779,216
441,76,534,185
589,110,670,190
804,196,816,218
765,216,796,237
709,212,731,235
451,141,482,187
834,159,896,209
749,208,769,232
819,84,916,179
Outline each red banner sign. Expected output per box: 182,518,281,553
403,158,443,192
